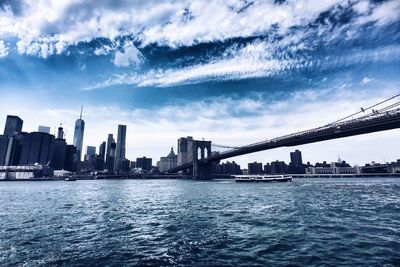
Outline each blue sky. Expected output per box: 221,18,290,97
0,0,399,166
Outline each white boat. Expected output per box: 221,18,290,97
234,174,292,182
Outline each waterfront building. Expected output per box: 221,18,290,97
0,135,12,166
4,115,23,136
248,161,263,174
264,163,272,174
389,160,400,174
136,157,152,172
156,147,178,172
73,107,85,161
306,160,356,174
213,161,241,175
288,150,306,174
38,125,50,134
290,150,303,165
19,132,55,166
270,160,287,174
64,145,77,172
121,159,130,173
115,125,126,172
361,162,390,174
95,156,105,171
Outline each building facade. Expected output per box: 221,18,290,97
73,114,85,161
157,147,178,172
115,125,126,172
19,132,55,166
4,115,23,136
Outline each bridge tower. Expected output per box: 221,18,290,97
192,140,212,180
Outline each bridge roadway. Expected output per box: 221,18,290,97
167,109,400,174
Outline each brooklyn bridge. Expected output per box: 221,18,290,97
165,93,400,179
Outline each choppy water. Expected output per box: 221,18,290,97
0,178,399,266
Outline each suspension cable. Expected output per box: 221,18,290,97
329,92,400,124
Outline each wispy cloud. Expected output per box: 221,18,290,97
86,43,400,89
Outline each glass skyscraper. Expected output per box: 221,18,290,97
115,124,126,172
73,107,85,161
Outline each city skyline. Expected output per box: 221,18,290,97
0,0,399,167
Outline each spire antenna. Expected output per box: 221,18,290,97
80,106,83,120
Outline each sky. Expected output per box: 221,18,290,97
0,0,399,167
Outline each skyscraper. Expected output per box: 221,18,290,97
73,107,85,161
115,125,126,172
99,141,106,161
4,115,23,136
106,134,114,158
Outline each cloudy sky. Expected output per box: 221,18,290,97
0,0,399,166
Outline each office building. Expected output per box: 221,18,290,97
248,162,263,175
85,146,96,160
106,142,116,173
19,132,55,166
38,126,51,134
136,157,152,172
4,115,23,136
95,156,105,171
290,150,303,166
52,125,67,170
64,145,77,172
0,135,12,166
99,141,106,161
213,161,241,175
270,161,287,174
121,159,130,173
288,150,305,174
106,134,114,158
115,124,126,172
73,107,85,161
156,147,178,172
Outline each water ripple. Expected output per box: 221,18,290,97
0,178,400,266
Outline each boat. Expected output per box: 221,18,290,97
234,174,292,182
64,177,77,181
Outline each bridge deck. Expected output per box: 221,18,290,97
166,109,400,173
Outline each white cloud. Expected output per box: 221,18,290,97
0,40,9,58
113,42,144,67
361,77,371,84
353,1,370,15
0,0,398,58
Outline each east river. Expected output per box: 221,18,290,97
0,178,399,266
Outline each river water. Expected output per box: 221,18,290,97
0,178,399,266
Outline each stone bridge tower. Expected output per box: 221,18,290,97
192,140,212,180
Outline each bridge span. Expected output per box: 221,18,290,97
166,98,400,179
